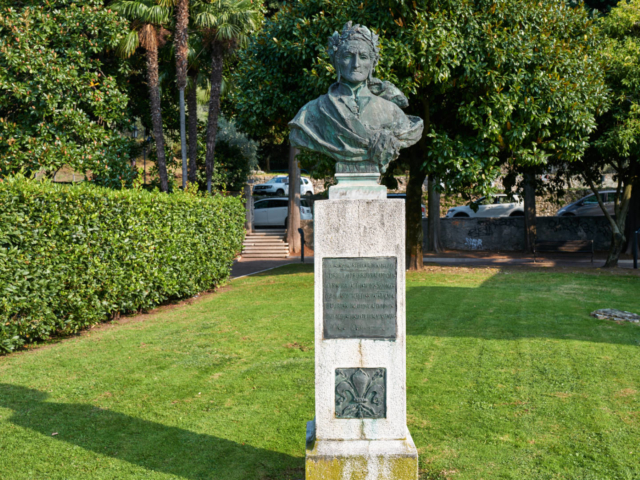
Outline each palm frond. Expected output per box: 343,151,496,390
112,0,151,20
117,30,140,58
144,5,171,25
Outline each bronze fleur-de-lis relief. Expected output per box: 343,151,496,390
335,368,386,419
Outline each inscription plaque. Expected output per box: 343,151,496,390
335,368,386,419
323,257,397,339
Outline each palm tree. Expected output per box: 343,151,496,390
193,0,260,193
113,0,172,192
174,0,189,189
185,35,207,183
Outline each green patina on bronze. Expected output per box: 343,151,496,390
335,368,386,419
323,257,397,340
288,22,423,175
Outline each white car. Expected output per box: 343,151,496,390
252,175,315,196
445,194,524,218
253,197,313,228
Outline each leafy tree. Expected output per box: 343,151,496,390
193,116,258,191
186,35,206,183
113,0,173,192
175,0,189,188
233,0,607,269
192,0,260,193
575,0,640,267
0,0,136,186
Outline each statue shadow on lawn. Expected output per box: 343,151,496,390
0,384,303,480
406,270,640,347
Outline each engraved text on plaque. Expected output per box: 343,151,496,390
323,257,397,339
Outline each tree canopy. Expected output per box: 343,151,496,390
0,0,136,187
570,0,640,266
232,0,608,266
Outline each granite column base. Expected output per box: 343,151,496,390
306,431,418,480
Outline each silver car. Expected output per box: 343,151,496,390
556,190,615,216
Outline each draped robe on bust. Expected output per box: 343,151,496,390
289,82,423,173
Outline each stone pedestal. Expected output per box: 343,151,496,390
328,173,387,200
306,191,418,480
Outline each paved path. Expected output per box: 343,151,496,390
231,254,636,279
423,256,635,269
231,257,305,279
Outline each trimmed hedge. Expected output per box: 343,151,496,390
0,177,245,353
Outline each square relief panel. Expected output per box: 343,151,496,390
335,368,386,419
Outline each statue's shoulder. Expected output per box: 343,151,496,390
293,94,328,117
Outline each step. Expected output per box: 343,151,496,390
241,253,290,258
242,248,290,254
242,244,289,249
243,244,288,249
249,229,286,234
244,238,285,245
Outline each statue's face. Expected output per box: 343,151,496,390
338,39,374,85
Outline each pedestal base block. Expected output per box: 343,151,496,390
328,173,387,200
306,433,418,480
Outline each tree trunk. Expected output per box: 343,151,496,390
605,183,633,267
205,42,224,194
175,0,189,189
585,176,632,268
244,184,253,234
406,159,427,270
426,175,441,253
624,184,640,254
523,171,537,253
606,227,626,268
287,146,301,254
145,44,168,192
179,90,187,189
406,97,430,270
187,74,198,183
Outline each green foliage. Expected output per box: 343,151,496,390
0,176,245,353
207,116,259,191
593,0,640,164
0,0,137,185
233,0,607,196
192,0,261,44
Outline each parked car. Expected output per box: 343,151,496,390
252,175,315,196
252,197,313,228
556,190,615,217
386,193,426,218
445,194,524,218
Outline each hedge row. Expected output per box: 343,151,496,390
0,177,245,353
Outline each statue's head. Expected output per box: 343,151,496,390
328,22,380,85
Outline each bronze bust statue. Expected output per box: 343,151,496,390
289,22,423,175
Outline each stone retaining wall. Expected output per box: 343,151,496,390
422,216,612,251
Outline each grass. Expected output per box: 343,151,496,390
0,265,639,479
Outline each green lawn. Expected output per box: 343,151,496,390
0,265,639,479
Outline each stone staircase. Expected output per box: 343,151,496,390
241,229,289,258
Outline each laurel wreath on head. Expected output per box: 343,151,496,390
328,21,380,71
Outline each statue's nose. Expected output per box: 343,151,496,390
353,55,360,69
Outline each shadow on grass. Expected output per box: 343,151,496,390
0,384,303,480
249,263,314,277
406,270,640,346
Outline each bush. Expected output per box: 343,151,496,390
0,0,136,183
0,176,245,353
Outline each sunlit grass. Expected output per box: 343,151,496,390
0,265,638,479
